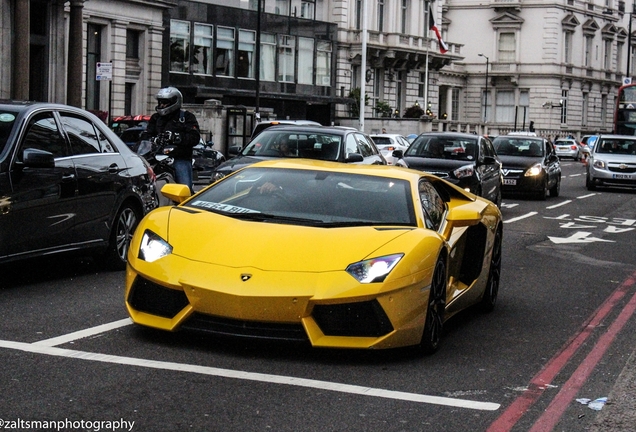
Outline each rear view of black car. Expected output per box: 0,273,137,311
491,134,561,200
398,132,503,207
0,101,158,269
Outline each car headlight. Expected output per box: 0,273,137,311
524,163,543,177
593,159,606,169
453,164,474,179
138,230,173,262
346,254,403,283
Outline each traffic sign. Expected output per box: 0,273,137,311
96,62,112,81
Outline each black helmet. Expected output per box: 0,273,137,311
155,87,183,116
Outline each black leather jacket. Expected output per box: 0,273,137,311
142,110,201,160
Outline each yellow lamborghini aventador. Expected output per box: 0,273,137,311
125,159,502,353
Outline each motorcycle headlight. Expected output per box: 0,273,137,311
524,163,543,177
138,230,173,262
593,159,606,169
346,254,403,283
453,164,474,179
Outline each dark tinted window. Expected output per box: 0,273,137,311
61,114,102,155
493,137,544,157
0,111,18,155
418,179,446,231
355,133,376,157
20,112,68,159
406,135,478,161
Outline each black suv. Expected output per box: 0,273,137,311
212,125,386,181
0,101,158,268
397,132,503,207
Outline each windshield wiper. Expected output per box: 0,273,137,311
229,212,323,225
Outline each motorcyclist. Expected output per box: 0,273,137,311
141,87,200,193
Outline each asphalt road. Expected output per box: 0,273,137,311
1,159,635,432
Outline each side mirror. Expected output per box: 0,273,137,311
228,145,241,156
160,183,191,203
21,148,55,168
392,149,404,159
345,153,364,163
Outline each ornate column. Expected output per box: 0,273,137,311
13,0,29,100
67,0,85,107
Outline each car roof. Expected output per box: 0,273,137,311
255,125,362,135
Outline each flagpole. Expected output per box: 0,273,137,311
360,0,368,132
424,1,430,113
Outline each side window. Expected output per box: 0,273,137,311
345,134,358,154
355,133,375,157
418,179,446,231
19,112,68,160
60,114,101,155
483,140,496,158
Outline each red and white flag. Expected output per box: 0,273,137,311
429,5,448,54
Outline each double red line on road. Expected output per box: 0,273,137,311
487,270,636,432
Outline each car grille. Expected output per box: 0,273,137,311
128,276,189,318
608,165,636,174
312,300,394,337
180,313,309,342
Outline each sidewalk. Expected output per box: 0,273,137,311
588,347,636,431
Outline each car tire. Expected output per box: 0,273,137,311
494,187,502,208
536,180,548,200
586,173,596,191
549,177,560,197
480,227,502,313
418,256,447,354
103,202,141,271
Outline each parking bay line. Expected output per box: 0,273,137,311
503,211,538,224
33,318,133,347
0,337,500,411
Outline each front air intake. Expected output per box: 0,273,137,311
312,300,393,337
128,276,189,318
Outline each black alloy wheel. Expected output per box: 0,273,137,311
549,176,561,197
419,257,447,354
480,227,502,312
104,203,141,270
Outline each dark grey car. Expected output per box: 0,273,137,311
212,125,386,181
397,132,503,207
0,101,158,269
492,135,561,200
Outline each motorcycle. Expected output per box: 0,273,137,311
137,131,178,206
192,139,226,181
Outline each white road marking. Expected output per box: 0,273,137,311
546,200,572,209
503,212,538,224
33,318,132,347
0,338,500,411
569,174,583,177
577,193,597,199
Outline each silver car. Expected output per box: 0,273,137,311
586,135,636,190
554,138,581,161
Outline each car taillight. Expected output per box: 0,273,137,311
146,166,156,182
571,145,578,150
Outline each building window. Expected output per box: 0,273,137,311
495,90,515,123
126,29,139,59
275,0,289,15
86,23,102,111
193,24,213,75
451,88,460,121
582,93,589,126
298,37,314,84
356,0,362,29
170,20,190,73
561,89,568,124
297,0,315,19
498,32,515,62
604,39,612,70
377,0,385,32
316,40,332,86
601,94,608,127
617,41,624,74
277,35,296,82
564,31,573,64
215,26,235,77
418,72,425,98
260,33,276,81
401,0,408,34
124,83,134,115
237,30,256,79
585,36,593,67
519,90,529,125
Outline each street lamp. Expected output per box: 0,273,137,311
478,53,489,123
627,9,635,81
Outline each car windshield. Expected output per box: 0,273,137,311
596,139,636,154
405,136,477,161
493,137,544,157
0,110,19,155
189,167,417,227
241,130,342,161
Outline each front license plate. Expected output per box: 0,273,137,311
613,174,634,180
503,179,517,185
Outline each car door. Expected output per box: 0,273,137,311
0,110,78,259
58,111,129,244
544,140,561,188
355,133,386,164
477,137,502,203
